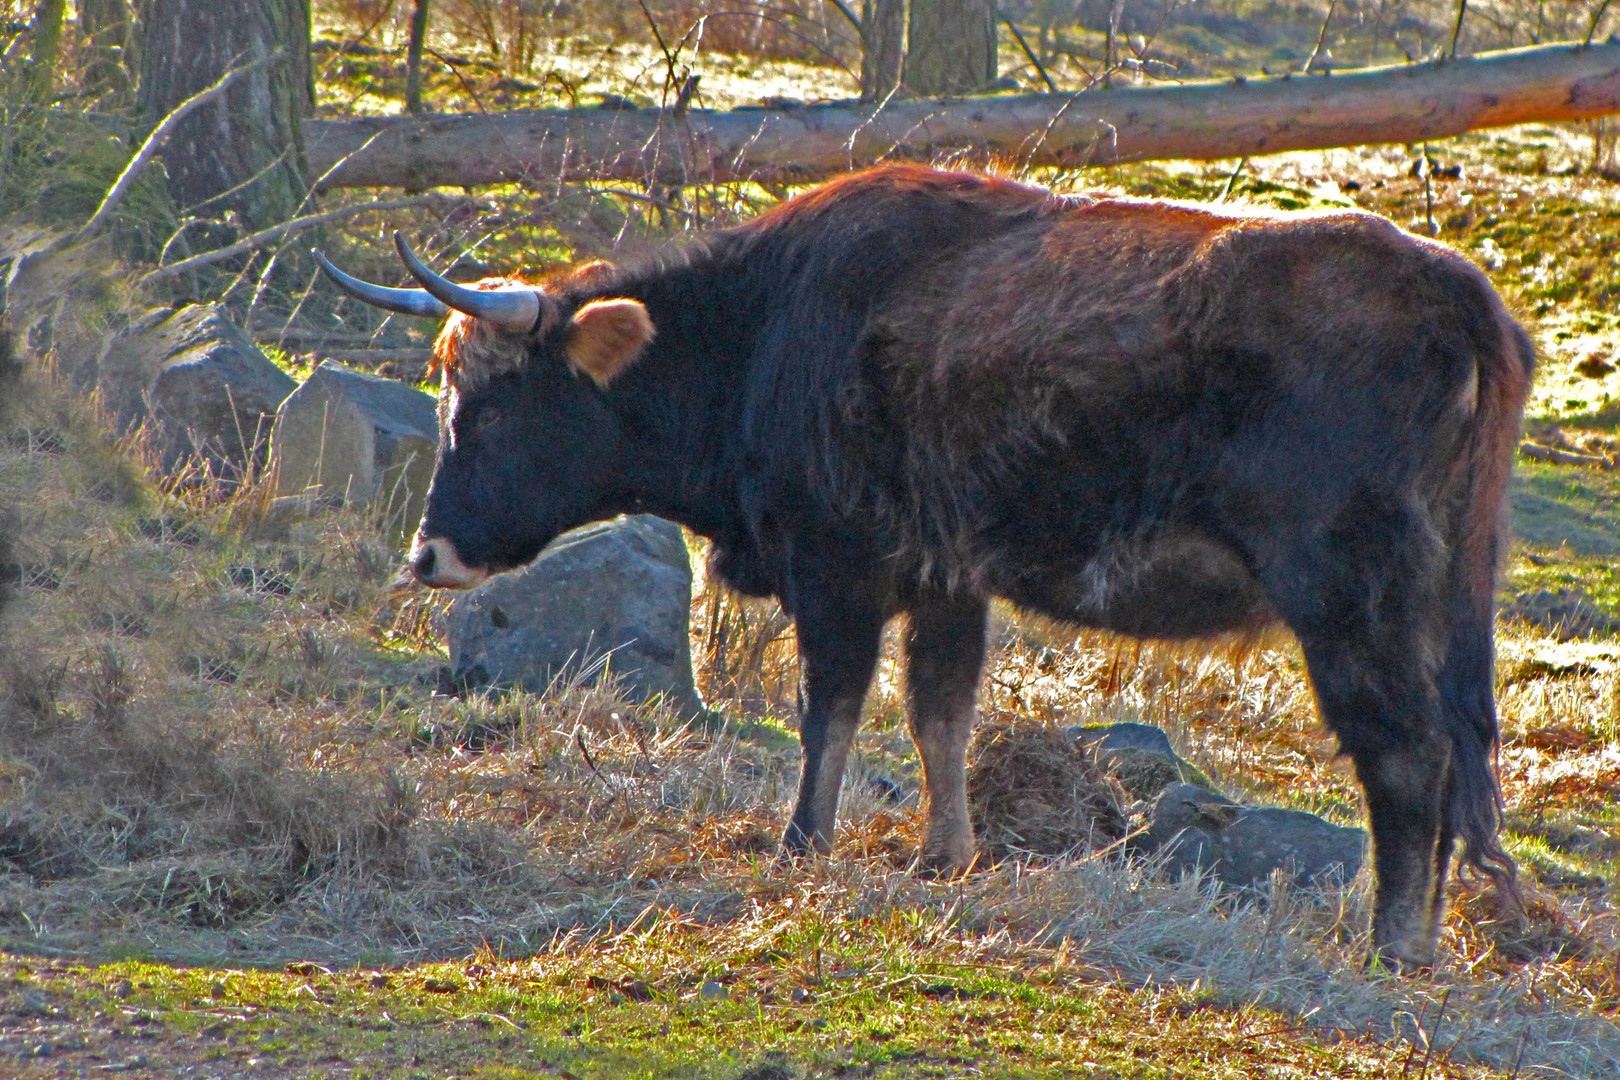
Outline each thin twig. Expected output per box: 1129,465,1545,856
1218,156,1250,201
1302,0,1339,73
1004,17,1058,93
1449,1,1468,60
1418,988,1452,1079
1422,140,1436,234
76,53,278,244
426,47,488,113
637,0,683,100
574,726,619,795
1507,1022,1530,1080
827,0,860,33
599,188,699,222
137,195,476,286
1588,1,1614,47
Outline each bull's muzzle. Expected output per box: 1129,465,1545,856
410,536,489,590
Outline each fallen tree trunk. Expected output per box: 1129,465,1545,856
305,40,1620,190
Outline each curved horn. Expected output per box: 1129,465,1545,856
393,232,543,333
311,249,449,319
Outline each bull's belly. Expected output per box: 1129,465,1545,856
993,528,1274,639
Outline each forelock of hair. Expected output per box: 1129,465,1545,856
428,276,553,390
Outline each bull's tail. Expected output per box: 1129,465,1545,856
1438,305,1533,899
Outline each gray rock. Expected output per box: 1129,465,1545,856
271,360,438,543
1070,721,1177,760
1139,783,1366,891
1071,722,1214,800
1106,747,1195,801
96,303,295,477
95,306,184,431
447,515,700,716
2,230,118,388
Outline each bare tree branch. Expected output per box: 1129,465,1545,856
77,54,279,244
137,194,478,287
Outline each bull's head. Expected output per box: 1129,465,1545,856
314,236,654,588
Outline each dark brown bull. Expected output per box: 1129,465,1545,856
317,166,1532,969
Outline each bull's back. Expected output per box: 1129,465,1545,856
856,194,1515,638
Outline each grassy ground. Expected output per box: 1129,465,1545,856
8,5,1620,1078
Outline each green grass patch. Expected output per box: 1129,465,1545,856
0,944,1499,1080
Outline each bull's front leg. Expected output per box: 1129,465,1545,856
781,585,886,857
904,594,988,875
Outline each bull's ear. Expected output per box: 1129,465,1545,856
565,298,655,386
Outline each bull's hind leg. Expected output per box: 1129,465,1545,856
1269,500,1455,969
1306,643,1453,970
904,594,989,874
782,584,887,858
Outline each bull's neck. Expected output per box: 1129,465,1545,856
588,248,761,538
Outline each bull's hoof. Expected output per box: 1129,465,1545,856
1367,940,1438,975
915,847,979,880
1369,911,1441,974
779,822,834,860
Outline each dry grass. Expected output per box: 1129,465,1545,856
967,714,1128,860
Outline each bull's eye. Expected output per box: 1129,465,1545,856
466,406,501,437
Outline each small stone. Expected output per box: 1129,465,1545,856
14,989,55,1018
111,979,133,999
867,777,906,805
1071,722,1217,800
1575,355,1615,379
1070,721,1177,759
1136,783,1366,890
699,980,729,1000
790,987,814,1003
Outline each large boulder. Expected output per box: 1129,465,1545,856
445,515,701,716
270,360,438,542
95,303,295,477
2,228,118,389
1138,783,1366,891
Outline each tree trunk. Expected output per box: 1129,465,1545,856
861,0,997,101
136,0,313,229
25,0,67,103
859,0,905,102
405,0,430,115
79,0,132,99
304,40,1620,190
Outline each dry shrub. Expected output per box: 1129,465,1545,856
0,646,415,901
966,714,1127,861
1450,879,1598,965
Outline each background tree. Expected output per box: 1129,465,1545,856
136,0,314,231
405,0,430,115
78,0,131,99
860,0,998,101
22,0,65,103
